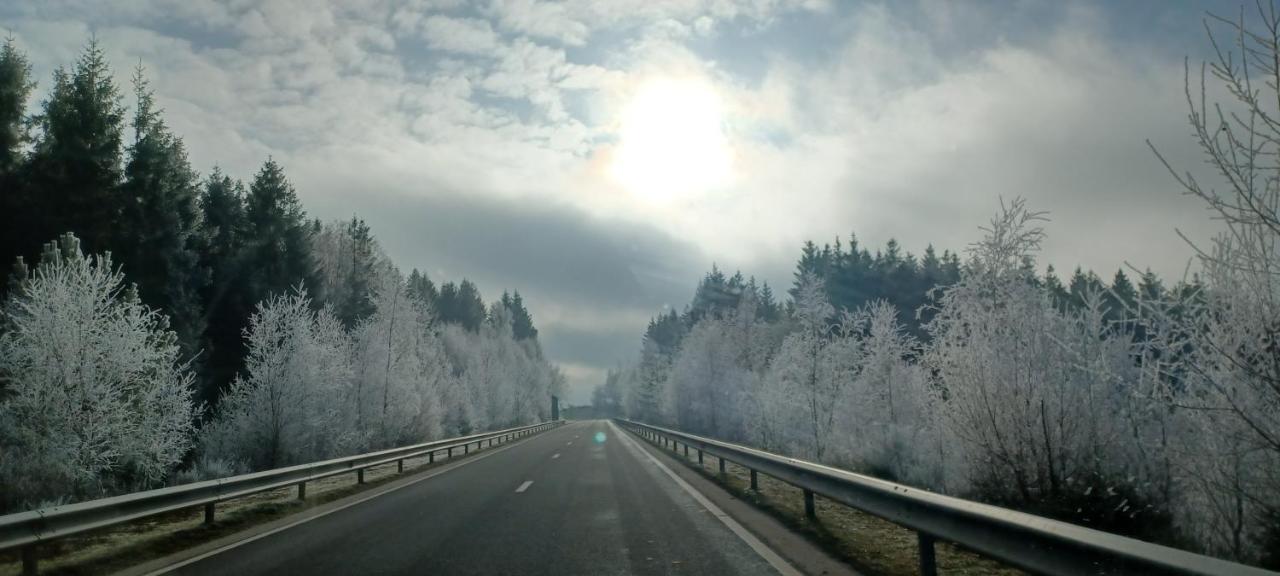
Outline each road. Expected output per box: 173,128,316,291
163,420,791,575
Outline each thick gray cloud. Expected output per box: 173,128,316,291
0,0,1256,402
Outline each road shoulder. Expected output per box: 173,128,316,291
618,423,860,576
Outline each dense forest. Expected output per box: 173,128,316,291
595,25,1280,574
0,39,563,511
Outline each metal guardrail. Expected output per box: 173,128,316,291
0,420,563,574
618,418,1278,576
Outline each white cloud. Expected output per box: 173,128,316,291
420,15,502,55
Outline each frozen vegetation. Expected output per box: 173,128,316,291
0,42,561,512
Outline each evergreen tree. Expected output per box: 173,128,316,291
406,268,437,308
26,40,126,255
1044,265,1069,308
504,291,538,341
1107,269,1137,324
335,216,377,328
195,170,249,406
1067,267,1105,310
1138,269,1165,301
437,279,486,330
0,38,32,175
0,38,35,292
116,67,205,352
242,158,316,307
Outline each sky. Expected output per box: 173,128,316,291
0,0,1252,403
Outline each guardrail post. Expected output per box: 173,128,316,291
298,481,306,500
447,447,453,458
397,459,404,473
697,449,703,464
803,489,816,519
719,457,726,475
21,545,36,576
357,468,366,484
429,451,435,464
917,533,937,576
204,502,215,524
683,444,689,458
750,469,758,491
464,443,469,455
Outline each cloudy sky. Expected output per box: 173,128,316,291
1,0,1247,402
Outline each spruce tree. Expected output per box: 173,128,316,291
0,38,35,289
26,39,126,254
335,216,377,328
196,169,249,406
242,158,316,307
506,290,538,341
406,268,438,308
117,67,205,352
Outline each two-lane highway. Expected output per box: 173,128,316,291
160,420,793,575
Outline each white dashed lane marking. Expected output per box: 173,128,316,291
515,480,533,493
552,453,560,459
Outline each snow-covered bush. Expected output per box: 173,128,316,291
0,233,198,510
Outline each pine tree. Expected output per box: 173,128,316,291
0,38,35,292
1107,269,1137,325
0,37,32,176
26,39,126,254
406,268,438,308
437,279,486,330
505,291,538,341
1044,265,1069,309
195,169,249,406
242,158,316,306
335,217,377,328
116,66,205,353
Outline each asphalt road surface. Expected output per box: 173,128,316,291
165,420,790,576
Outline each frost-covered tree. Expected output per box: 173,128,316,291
924,200,1141,516
350,267,448,448
767,272,848,460
1144,5,1280,561
830,301,944,487
667,317,747,438
0,234,197,510
200,288,351,469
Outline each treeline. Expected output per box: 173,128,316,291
0,40,562,511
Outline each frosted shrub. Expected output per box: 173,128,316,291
0,234,198,510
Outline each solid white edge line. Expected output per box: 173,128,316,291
515,480,534,493
140,427,558,576
608,421,801,576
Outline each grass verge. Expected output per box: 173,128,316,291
640,435,1024,576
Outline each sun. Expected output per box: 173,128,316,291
610,78,732,203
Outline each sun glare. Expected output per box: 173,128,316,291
610,78,732,202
